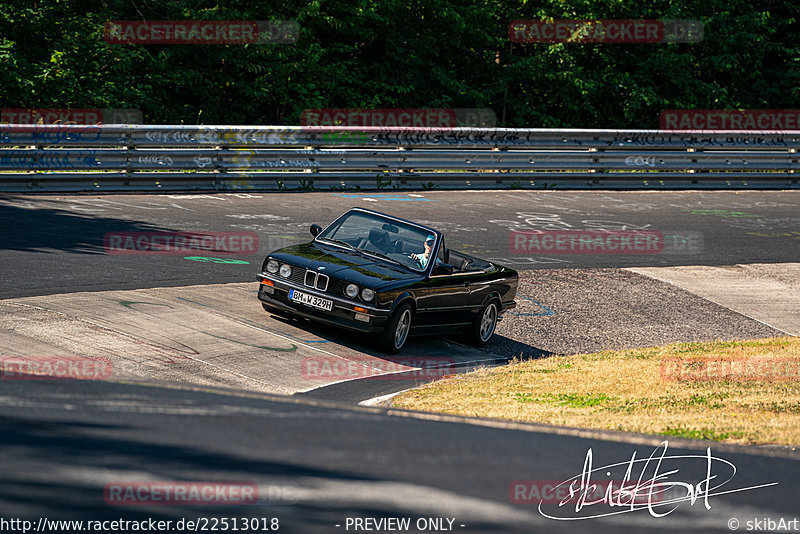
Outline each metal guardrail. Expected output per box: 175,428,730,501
1,124,798,191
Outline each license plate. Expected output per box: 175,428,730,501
289,289,333,311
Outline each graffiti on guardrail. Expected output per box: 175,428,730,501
0,126,105,144
625,156,657,167
137,155,174,166
141,129,300,145
0,125,797,191
2,125,797,149
0,150,100,169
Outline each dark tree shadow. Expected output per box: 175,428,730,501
0,197,174,254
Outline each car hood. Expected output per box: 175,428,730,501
270,242,418,287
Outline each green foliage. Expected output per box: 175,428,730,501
0,0,797,127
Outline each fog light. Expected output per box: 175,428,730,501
260,282,274,294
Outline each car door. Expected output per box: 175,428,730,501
412,237,471,332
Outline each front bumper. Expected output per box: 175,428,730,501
257,272,391,335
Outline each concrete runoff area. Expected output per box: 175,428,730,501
0,282,495,395
627,263,800,337
0,268,788,402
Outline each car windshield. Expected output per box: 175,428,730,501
317,212,434,272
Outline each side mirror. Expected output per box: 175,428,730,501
433,263,455,276
310,224,322,237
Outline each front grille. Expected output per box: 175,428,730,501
304,270,329,292
316,273,329,291
274,263,346,296
286,267,305,286
328,278,348,297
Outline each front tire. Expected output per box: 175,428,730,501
379,303,413,354
467,301,498,346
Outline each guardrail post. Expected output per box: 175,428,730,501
214,144,224,190
124,129,132,186
590,147,602,185
688,147,700,185
493,146,504,184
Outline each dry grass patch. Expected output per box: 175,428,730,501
391,337,800,445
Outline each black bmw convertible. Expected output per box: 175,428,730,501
257,208,518,353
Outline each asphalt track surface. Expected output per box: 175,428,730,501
1,190,799,297
1,190,799,533
2,380,798,534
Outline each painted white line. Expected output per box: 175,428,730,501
296,355,507,394
358,388,414,407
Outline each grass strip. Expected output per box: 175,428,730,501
391,337,800,445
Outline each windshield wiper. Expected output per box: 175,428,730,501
317,237,358,253
356,247,405,267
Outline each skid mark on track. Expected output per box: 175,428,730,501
175,297,340,356
200,290,334,344
119,299,297,352
0,301,192,364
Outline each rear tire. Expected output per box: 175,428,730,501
379,303,413,354
467,301,498,346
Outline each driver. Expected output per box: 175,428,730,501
410,234,435,268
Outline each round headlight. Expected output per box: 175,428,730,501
279,264,292,278
266,259,279,273
345,284,359,298
361,288,375,302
